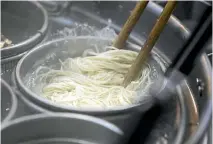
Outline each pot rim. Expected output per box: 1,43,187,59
1,112,123,135
1,1,49,59
1,51,27,65
1,79,18,123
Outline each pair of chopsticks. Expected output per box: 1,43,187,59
111,1,178,87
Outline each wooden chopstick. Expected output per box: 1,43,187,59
123,1,178,87
113,1,149,49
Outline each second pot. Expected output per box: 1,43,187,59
1,113,123,144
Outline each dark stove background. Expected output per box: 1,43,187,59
157,1,212,64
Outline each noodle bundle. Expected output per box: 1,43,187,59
35,46,153,109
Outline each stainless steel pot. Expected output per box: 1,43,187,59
1,79,17,123
13,37,160,141
1,1,49,59
1,113,124,144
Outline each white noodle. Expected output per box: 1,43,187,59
35,46,153,109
